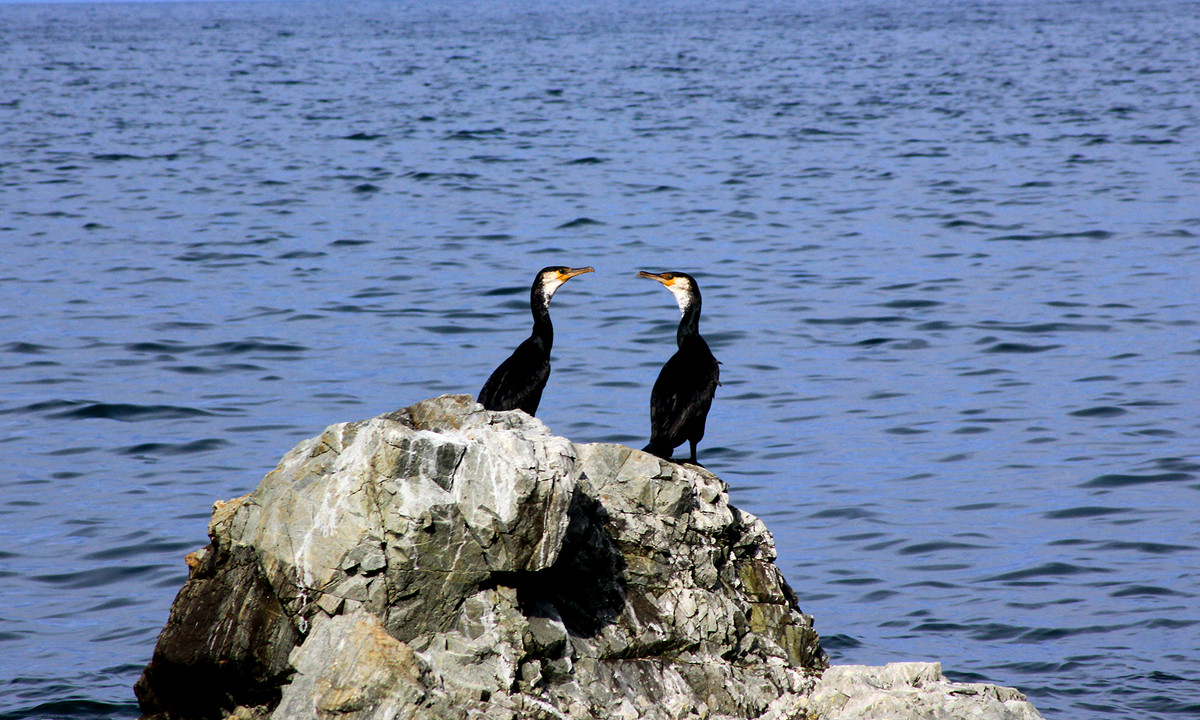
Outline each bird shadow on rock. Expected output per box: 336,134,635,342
490,489,626,639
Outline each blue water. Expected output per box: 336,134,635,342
1,1,1198,718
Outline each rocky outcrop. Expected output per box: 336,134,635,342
135,395,1043,720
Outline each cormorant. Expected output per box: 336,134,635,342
477,266,594,416
638,270,720,464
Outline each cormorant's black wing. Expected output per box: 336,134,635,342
648,340,719,448
477,338,550,415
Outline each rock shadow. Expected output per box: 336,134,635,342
495,489,627,638
134,545,300,720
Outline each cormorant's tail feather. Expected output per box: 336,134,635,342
642,442,672,460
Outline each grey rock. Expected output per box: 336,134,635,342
136,395,1043,720
137,396,577,717
803,662,1045,720
272,611,462,720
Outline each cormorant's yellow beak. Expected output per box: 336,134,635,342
559,267,594,281
637,271,674,286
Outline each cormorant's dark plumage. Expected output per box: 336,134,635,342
638,270,720,464
478,266,593,416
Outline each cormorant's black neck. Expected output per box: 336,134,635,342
676,295,701,348
530,287,553,351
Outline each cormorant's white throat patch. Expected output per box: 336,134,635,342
539,274,567,302
666,279,694,316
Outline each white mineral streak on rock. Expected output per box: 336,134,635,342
293,423,369,589
449,420,575,571
383,428,460,524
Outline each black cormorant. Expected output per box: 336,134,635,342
638,270,720,464
477,266,594,415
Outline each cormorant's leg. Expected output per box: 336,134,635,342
688,440,698,464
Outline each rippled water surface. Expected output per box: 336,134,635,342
2,0,1199,718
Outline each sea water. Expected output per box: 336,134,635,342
1,1,1198,718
